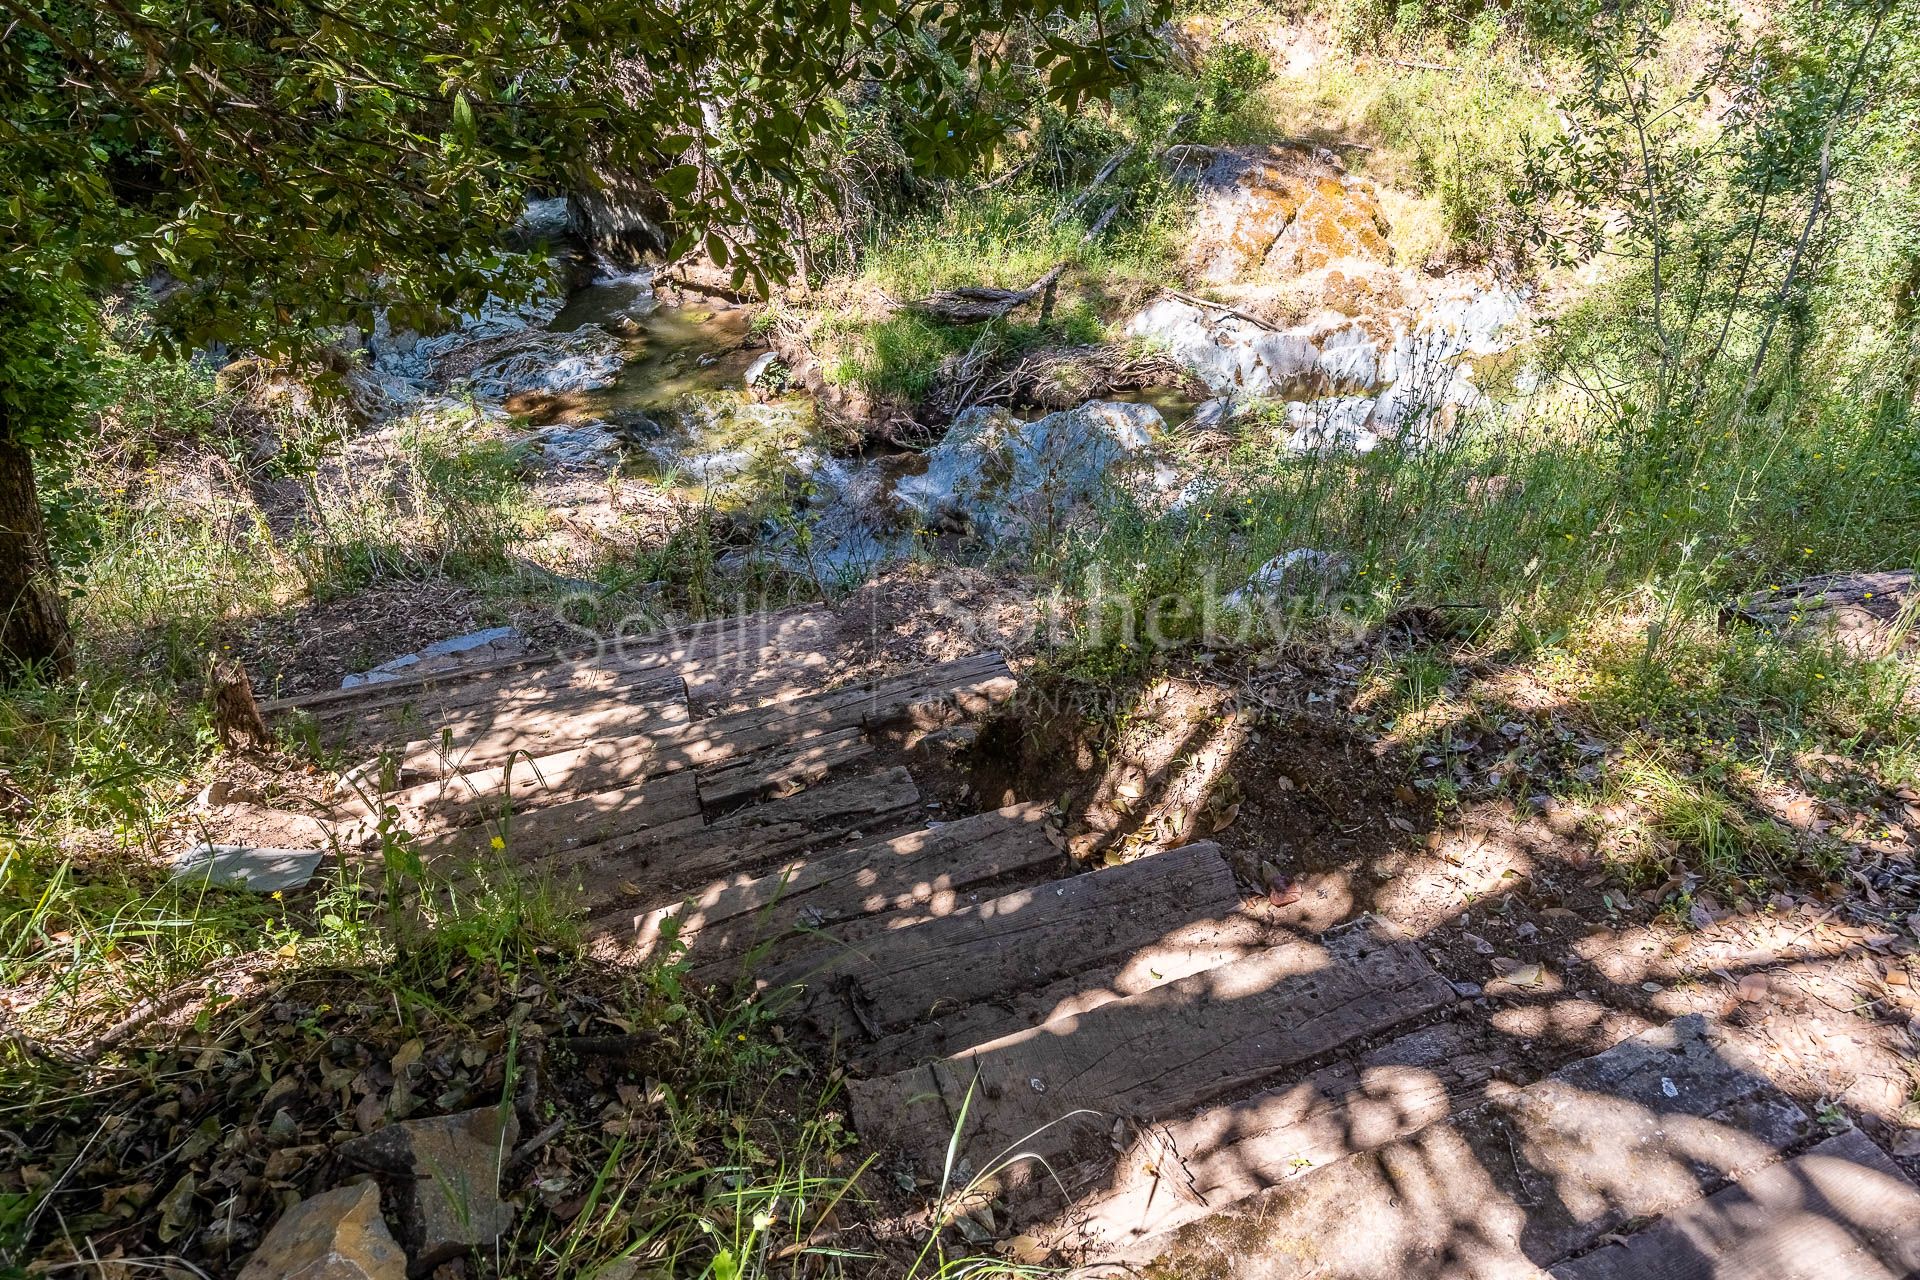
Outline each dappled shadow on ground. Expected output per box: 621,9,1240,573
718,651,1920,1277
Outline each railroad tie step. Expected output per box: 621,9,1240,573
576,767,927,954
846,918,1455,1186
1123,1014,1829,1278
761,842,1240,1043
591,801,1059,969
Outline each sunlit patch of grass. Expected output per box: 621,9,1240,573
1615,754,1798,889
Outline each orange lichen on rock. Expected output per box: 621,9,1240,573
1183,144,1393,285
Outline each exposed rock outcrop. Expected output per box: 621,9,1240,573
1181,144,1392,284
1126,283,1524,449
568,165,672,267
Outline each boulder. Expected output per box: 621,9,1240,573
1735,571,1917,656
893,400,1178,543
1184,145,1391,285
236,1182,407,1280
338,1107,519,1273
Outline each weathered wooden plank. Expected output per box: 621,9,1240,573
1551,1129,1920,1280
268,606,829,714
421,771,703,862
828,651,1017,730
855,907,1290,1074
576,768,926,951
264,647,579,714
1129,1016,1817,1278
769,843,1238,1040
696,727,873,808
379,680,692,775
621,803,1058,971
1049,1021,1545,1252
847,920,1456,1177
343,651,1013,826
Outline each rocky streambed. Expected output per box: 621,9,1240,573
337,144,1532,588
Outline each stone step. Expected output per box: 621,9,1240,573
1124,1015,1819,1278
846,919,1455,1182
597,802,1060,969
765,843,1240,1044
1550,1128,1920,1280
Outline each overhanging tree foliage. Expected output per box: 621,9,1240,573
0,0,1167,680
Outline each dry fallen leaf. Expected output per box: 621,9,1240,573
1211,802,1241,833
1004,1234,1050,1265
1737,973,1771,1002
391,1036,425,1073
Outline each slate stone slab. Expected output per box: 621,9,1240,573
338,1106,519,1273
236,1181,407,1280
172,843,325,893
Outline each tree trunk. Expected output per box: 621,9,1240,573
0,433,75,684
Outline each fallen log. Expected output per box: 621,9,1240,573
904,261,1067,325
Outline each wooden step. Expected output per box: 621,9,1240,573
267,606,829,715
766,843,1239,1042
1127,1015,1820,1277
847,920,1455,1179
855,906,1296,1074
380,678,692,775
352,651,1015,822
1551,1128,1920,1280
420,771,702,862
577,768,927,954
695,728,873,808
604,802,1059,969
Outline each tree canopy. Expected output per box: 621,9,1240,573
1,0,1167,351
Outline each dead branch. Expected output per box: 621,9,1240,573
1050,145,1135,228
906,261,1068,325
1160,287,1279,332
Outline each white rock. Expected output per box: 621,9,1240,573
742,351,781,387
342,627,526,688
893,400,1174,542
1187,397,1234,430
1223,549,1349,608
172,844,325,893
1283,397,1380,453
